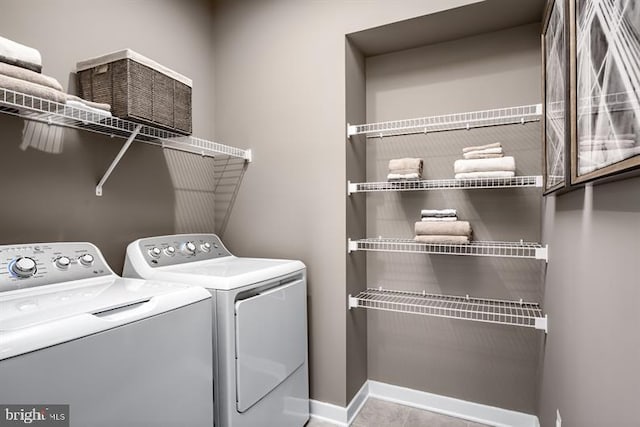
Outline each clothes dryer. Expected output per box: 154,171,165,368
0,242,213,427
123,233,309,427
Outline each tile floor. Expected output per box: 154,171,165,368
305,398,491,427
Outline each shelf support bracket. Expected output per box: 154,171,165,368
535,175,544,187
535,314,548,334
535,245,549,262
244,149,253,162
348,294,359,310
347,238,358,254
96,124,143,196
347,180,357,196
347,123,357,139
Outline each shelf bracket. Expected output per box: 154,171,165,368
535,314,548,334
96,124,142,196
535,175,544,187
347,123,357,139
348,294,359,310
347,180,357,196
244,149,253,162
535,245,549,262
347,238,358,253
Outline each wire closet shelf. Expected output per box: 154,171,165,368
348,288,547,332
347,176,543,194
348,238,548,261
0,88,252,161
347,104,542,138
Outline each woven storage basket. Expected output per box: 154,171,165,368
77,49,192,135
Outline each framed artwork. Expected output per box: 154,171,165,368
570,0,640,184
543,0,569,194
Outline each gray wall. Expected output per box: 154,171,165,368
538,178,640,427
211,0,483,407
0,0,217,273
364,24,544,414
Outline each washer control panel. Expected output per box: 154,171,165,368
137,234,232,268
0,243,112,293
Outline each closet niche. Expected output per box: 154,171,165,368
345,20,547,414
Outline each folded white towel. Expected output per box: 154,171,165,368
415,235,470,244
387,172,420,180
65,100,112,118
387,168,422,175
463,147,503,158
462,142,501,153
462,153,504,160
388,158,423,171
66,94,111,112
454,156,516,174
454,171,515,179
421,217,457,222
415,220,472,237
421,209,457,217
0,61,61,91
0,73,66,103
0,36,42,71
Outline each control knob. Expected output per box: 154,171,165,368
149,247,162,258
79,254,94,267
201,242,212,252
164,246,176,256
54,256,71,270
183,242,196,255
11,257,37,278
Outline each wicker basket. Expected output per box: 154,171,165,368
76,49,192,135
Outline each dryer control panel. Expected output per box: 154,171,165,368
0,242,113,293
136,234,232,268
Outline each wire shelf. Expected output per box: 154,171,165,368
0,88,251,161
347,176,543,194
348,238,548,261
348,288,547,332
347,104,542,138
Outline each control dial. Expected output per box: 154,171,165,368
164,246,176,256
54,256,71,270
201,242,212,252
11,257,37,278
149,247,162,258
79,254,94,267
183,242,196,255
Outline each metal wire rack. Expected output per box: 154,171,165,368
348,238,548,261
347,104,542,138
347,176,543,194
0,88,252,194
348,288,547,332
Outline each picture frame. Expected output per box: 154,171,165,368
569,0,640,185
542,0,570,194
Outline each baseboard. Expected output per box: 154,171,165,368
310,380,540,427
368,381,539,427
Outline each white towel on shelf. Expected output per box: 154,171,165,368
421,209,457,217
415,235,470,244
388,158,423,171
421,217,457,222
462,142,501,153
66,94,111,112
415,220,472,237
454,171,515,179
454,156,515,174
0,61,61,91
65,100,112,118
462,152,504,160
0,35,42,72
463,147,503,159
387,172,420,180
0,73,66,103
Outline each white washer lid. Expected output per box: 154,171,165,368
146,256,305,290
0,276,210,360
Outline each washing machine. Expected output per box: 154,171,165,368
123,233,309,427
0,241,214,427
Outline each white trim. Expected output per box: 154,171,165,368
368,381,539,427
310,380,540,427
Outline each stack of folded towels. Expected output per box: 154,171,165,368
0,35,111,117
414,209,472,244
387,157,423,181
453,142,516,179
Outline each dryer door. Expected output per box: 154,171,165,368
234,278,306,412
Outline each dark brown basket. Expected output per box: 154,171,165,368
77,58,192,135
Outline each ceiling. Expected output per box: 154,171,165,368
347,0,546,57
